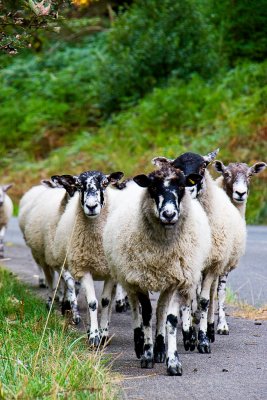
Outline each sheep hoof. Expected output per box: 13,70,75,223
38,278,47,289
182,326,197,351
166,354,182,376
61,300,71,315
207,322,215,342
100,336,110,346
217,328,229,335
154,334,166,363
46,297,53,311
134,327,144,359
197,330,211,354
72,314,81,325
140,355,154,369
88,335,100,348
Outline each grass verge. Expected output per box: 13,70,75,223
226,287,267,321
0,267,120,399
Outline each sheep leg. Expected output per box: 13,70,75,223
217,273,229,335
62,270,81,325
138,291,154,368
115,284,129,313
180,294,196,352
154,289,171,363
207,277,218,342
127,291,144,359
81,272,100,347
197,272,215,354
100,278,116,344
0,226,6,258
166,289,182,376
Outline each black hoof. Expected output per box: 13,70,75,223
154,334,166,363
167,364,183,376
115,300,127,313
182,326,197,351
134,327,144,359
88,335,100,348
217,328,229,335
61,300,71,315
100,336,110,346
166,353,182,376
72,315,81,325
197,330,211,354
207,322,215,343
141,355,154,369
39,281,47,289
46,297,53,311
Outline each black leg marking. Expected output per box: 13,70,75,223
61,300,71,315
134,327,144,359
199,297,209,311
207,322,215,342
182,326,197,351
137,292,152,327
101,297,110,308
167,314,178,329
88,301,97,311
154,334,166,363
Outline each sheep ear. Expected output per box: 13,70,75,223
2,184,12,192
203,148,220,165
41,179,57,188
152,156,174,168
185,174,203,187
51,175,79,197
248,162,266,176
213,160,226,174
106,171,124,185
133,174,151,188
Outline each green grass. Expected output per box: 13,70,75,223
0,267,119,399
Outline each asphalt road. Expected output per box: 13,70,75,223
2,218,267,400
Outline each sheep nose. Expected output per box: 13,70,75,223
86,204,97,211
162,210,176,221
235,191,246,198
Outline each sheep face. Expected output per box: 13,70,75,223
51,170,123,218
214,161,266,204
133,166,201,227
0,184,12,207
152,149,219,199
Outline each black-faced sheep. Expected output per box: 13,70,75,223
103,165,211,375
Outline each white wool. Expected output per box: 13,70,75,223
0,193,13,229
103,182,211,295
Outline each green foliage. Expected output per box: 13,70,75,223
209,0,267,64
94,0,219,114
0,267,118,399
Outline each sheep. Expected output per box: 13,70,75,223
213,159,266,334
115,284,130,312
50,170,124,346
152,150,246,353
20,181,73,314
103,165,211,375
0,184,13,258
18,180,57,288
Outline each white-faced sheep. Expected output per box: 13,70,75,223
51,170,124,346
103,165,211,375
0,184,13,258
213,159,266,334
152,150,247,353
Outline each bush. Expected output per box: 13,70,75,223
94,0,219,114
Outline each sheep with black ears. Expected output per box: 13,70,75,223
152,150,246,353
213,159,266,334
51,170,124,346
0,184,13,258
103,165,211,375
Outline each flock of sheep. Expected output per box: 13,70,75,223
1,149,266,376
